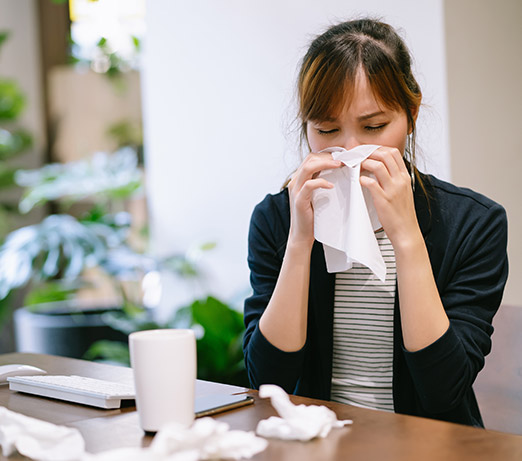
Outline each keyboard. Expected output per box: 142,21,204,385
7,375,135,409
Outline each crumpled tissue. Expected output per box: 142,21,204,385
256,385,352,441
0,406,267,461
312,144,386,281
0,406,85,461
85,417,268,461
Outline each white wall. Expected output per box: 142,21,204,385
142,0,449,314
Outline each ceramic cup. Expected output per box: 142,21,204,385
129,329,196,432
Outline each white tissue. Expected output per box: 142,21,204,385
82,448,165,461
150,418,267,460
0,407,85,461
256,385,352,441
0,407,266,461
83,418,267,461
312,144,386,281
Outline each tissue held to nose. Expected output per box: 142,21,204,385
256,384,352,441
313,144,387,281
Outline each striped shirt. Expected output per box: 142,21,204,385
330,230,396,412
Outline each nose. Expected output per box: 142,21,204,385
340,136,360,151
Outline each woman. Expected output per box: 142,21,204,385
242,18,508,427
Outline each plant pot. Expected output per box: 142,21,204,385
13,300,128,359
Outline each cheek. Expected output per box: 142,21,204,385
305,126,322,152
385,121,409,154
396,135,407,155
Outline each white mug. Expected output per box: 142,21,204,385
129,329,196,432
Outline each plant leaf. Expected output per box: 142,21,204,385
83,340,130,365
191,296,244,343
0,165,16,188
0,80,26,121
0,128,32,159
0,215,112,300
23,280,82,306
0,31,9,50
16,148,143,213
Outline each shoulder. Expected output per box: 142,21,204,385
420,174,508,261
426,175,502,211
423,174,507,227
248,189,290,256
250,188,290,229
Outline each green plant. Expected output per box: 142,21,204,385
0,25,245,380
185,297,246,386
69,31,141,93
0,147,248,386
0,31,33,239
0,148,144,305
0,31,35,339
107,119,143,164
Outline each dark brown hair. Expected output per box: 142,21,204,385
297,18,425,192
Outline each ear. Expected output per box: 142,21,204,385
408,102,420,135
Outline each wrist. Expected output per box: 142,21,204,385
286,234,314,258
288,225,315,252
391,228,426,258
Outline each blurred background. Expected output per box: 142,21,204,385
0,0,520,392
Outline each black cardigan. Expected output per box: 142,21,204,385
243,173,508,427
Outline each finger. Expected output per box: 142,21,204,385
293,154,342,189
360,157,392,189
295,178,334,204
367,148,400,176
359,174,383,203
374,147,408,175
359,173,378,190
306,152,344,175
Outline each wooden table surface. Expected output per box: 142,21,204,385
1,352,522,460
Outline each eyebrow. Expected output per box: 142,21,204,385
314,116,337,123
357,111,385,121
311,110,386,124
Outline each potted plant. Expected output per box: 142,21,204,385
0,26,247,384
0,147,148,358
0,147,249,386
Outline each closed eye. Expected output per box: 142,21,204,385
317,128,338,135
364,124,387,132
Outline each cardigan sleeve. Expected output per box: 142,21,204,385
402,201,508,414
242,193,306,393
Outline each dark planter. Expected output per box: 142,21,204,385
13,300,128,359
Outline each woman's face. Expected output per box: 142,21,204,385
306,71,411,154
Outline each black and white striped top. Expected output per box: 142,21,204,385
330,230,396,412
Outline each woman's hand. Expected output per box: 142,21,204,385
287,153,342,249
361,147,450,353
360,147,422,250
259,152,341,352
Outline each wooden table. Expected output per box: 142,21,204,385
1,353,522,460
